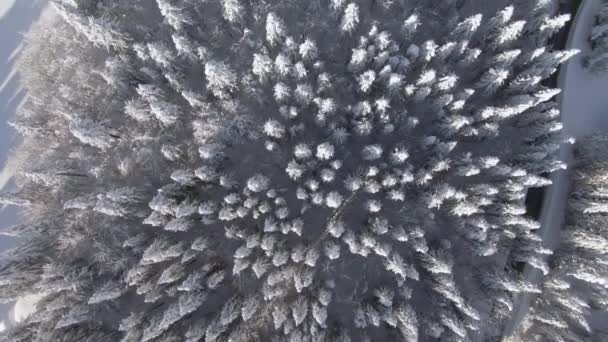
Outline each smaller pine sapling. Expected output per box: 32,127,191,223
147,41,176,68
341,3,360,34
358,70,376,93
402,13,420,38
55,305,93,330
286,160,305,180
247,174,270,193
440,310,468,339
299,38,318,61
205,60,237,99
273,305,288,330
206,270,226,289
451,14,482,41
253,53,273,81
252,258,270,278
68,118,119,150
274,53,293,78
294,268,315,293
292,297,309,326
585,1,608,73
327,220,346,238
241,294,260,321
362,145,383,160
493,20,527,48
264,119,286,139
365,304,381,327
88,280,128,304
325,191,343,208
330,0,347,13
178,269,207,292
323,240,341,260
157,262,186,285
205,317,228,342
222,0,244,24
164,217,195,232
149,100,180,125
312,302,328,327
374,287,394,307
272,249,290,267
291,244,306,263
64,194,96,210
273,82,291,103
141,239,186,265
316,142,335,160
305,247,320,267
266,12,286,46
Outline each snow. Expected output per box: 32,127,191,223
0,1,47,193
0,67,17,94
12,293,43,323
0,164,13,191
5,42,22,64
0,0,48,328
0,0,16,19
560,3,608,138
504,0,608,337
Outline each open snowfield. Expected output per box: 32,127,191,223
504,0,608,338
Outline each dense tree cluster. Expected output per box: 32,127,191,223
0,0,581,341
585,0,608,73
520,135,608,342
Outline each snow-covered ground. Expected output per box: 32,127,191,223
504,0,608,338
0,0,47,330
0,0,16,19
0,1,46,240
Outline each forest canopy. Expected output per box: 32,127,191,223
2,0,603,341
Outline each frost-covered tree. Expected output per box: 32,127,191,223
585,0,608,73
0,1,578,341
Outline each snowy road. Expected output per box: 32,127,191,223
503,0,608,339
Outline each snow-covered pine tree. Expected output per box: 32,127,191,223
585,0,608,73
0,1,576,341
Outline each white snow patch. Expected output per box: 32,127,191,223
15,93,28,111
4,84,24,109
0,0,16,19
5,42,23,64
13,294,43,323
0,164,14,192
0,67,18,94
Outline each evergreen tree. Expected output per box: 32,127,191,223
585,0,608,73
